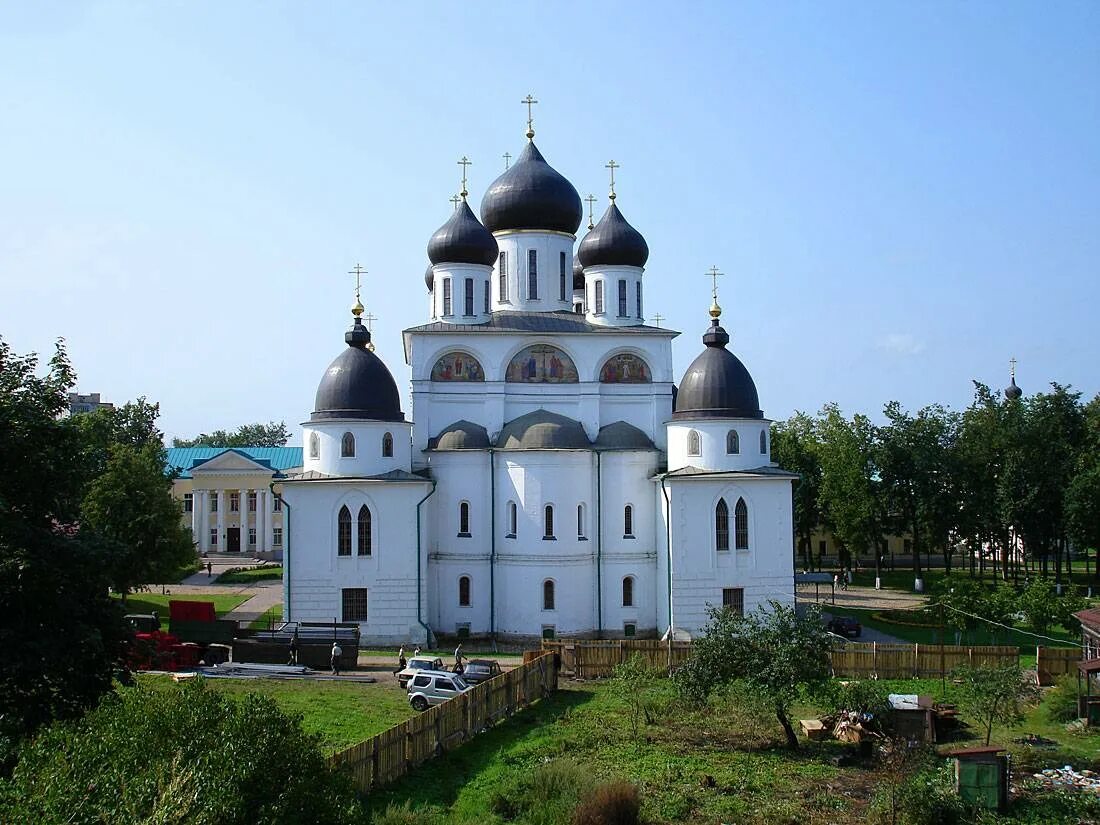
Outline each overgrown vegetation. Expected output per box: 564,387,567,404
217,564,283,584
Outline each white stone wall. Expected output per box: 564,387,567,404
584,264,645,328
302,420,412,477
430,262,493,325
666,419,772,472
492,231,575,313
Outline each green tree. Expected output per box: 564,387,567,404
1015,577,1084,636
932,577,987,644
771,413,823,571
172,421,290,448
1066,395,1100,580
81,441,196,598
953,663,1035,745
674,601,831,749
610,654,663,742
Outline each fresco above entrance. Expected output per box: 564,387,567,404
505,345,579,383
431,352,484,382
599,353,652,383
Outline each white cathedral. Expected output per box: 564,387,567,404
279,119,796,646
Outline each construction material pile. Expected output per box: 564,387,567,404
1030,766,1100,794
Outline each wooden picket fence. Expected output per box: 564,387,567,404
1036,646,1080,686
328,652,558,793
540,639,693,678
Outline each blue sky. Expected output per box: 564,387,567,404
2,2,1097,443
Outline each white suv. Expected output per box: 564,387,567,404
407,670,471,711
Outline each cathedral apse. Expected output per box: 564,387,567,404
505,345,578,383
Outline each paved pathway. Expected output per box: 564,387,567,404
180,553,267,586
224,581,281,626
798,584,928,611
819,610,908,644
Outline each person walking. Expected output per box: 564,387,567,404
288,630,300,666
330,641,343,676
394,645,407,676
453,643,464,674
206,561,213,578
413,645,422,657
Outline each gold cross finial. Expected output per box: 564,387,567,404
450,194,461,210
651,312,665,328
1009,357,1017,379
584,194,597,230
457,155,472,199
503,151,512,170
605,160,619,201
348,263,367,315
521,94,538,139
707,266,723,319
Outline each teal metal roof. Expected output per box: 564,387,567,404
166,446,303,479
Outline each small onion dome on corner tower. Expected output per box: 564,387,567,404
572,254,585,290
312,305,405,422
480,140,582,234
673,298,763,420
577,202,649,269
1004,358,1023,400
427,199,498,267
424,263,435,292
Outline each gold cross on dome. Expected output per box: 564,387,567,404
457,155,472,198
584,194,597,230
450,194,461,211
605,160,619,201
503,151,512,170
651,312,665,328
707,265,723,300
348,263,367,300
521,94,538,138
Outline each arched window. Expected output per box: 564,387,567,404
337,505,352,556
357,505,371,556
715,498,729,552
687,430,701,457
759,430,768,454
622,576,634,607
458,575,471,607
623,505,634,537
726,430,739,455
382,432,393,457
735,497,749,549
507,501,517,537
543,579,555,610
309,432,319,459
484,279,490,313
459,501,470,536
577,504,585,538
341,431,355,457
544,505,555,539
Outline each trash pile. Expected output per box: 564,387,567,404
1030,766,1100,794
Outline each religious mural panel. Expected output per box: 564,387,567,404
505,345,579,383
431,352,484,382
599,353,652,383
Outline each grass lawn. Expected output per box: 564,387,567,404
113,592,249,618
138,674,413,754
247,602,284,630
363,676,1100,824
846,566,1100,594
216,565,283,584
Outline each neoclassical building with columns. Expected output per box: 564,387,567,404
275,115,798,646
167,447,301,560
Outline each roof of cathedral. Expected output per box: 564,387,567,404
312,316,405,422
424,264,434,292
166,447,303,479
1004,376,1023,400
658,465,799,479
572,254,584,290
593,421,657,451
404,310,677,337
496,409,591,450
480,141,582,234
577,202,649,269
427,200,499,267
281,468,428,483
426,420,491,451
673,317,763,420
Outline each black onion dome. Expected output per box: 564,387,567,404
577,202,649,268
427,200,498,266
673,319,763,420
480,142,582,234
425,264,434,292
312,318,405,422
1004,377,1023,400
572,254,584,290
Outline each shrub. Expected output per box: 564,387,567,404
872,760,965,825
0,678,361,824
572,781,641,825
372,801,449,825
1044,674,1081,723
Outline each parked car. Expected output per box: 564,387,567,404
407,670,471,711
460,659,502,685
396,656,445,688
827,615,862,638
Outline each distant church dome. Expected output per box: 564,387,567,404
572,255,584,290
496,409,591,450
312,315,405,422
480,142,582,234
577,202,649,269
427,200,499,267
673,317,763,420
1004,377,1022,400
424,264,434,292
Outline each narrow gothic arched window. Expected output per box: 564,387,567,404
543,579,555,610
459,501,470,536
459,575,471,607
715,498,729,552
309,432,319,459
687,430,701,457
735,497,749,549
337,505,352,556
341,431,355,457
544,505,555,538
357,505,371,556
507,501,517,537
760,430,768,454
382,432,393,458
726,430,739,454
624,505,634,537
622,576,634,607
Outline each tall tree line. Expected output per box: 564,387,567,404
772,383,1100,588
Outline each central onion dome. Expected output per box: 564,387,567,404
427,200,498,266
673,316,763,420
577,203,649,269
312,314,404,422
480,142,582,234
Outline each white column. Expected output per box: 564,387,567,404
242,488,251,553
190,488,201,544
264,487,275,552
256,489,266,555
216,490,226,551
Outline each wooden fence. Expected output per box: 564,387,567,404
540,639,692,678
1036,646,1080,685
328,652,558,793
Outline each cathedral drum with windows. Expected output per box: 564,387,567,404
282,115,796,645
